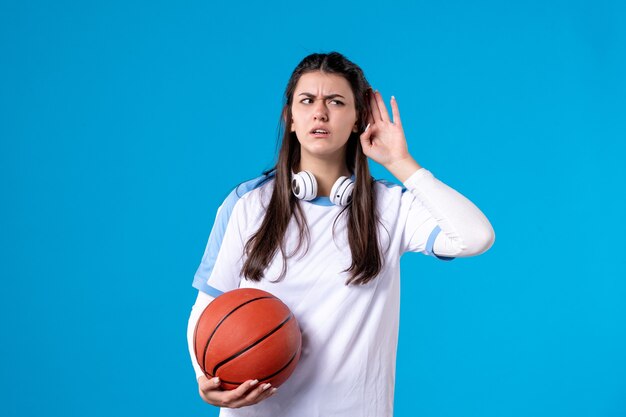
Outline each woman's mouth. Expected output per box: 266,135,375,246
310,128,330,138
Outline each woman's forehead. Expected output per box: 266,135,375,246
294,72,354,98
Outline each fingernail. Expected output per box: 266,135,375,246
212,377,220,384
391,95,396,100
262,383,272,390
364,123,370,132
271,388,278,394
250,379,259,386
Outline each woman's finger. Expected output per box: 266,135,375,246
374,91,390,122
243,382,276,405
225,381,275,408
212,380,262,408
390,96,402,126
229,379,261,399
198,376,225,405
199,376,221,392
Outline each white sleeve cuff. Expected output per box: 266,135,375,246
402,167,432,188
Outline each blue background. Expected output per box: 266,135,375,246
1,0,625,416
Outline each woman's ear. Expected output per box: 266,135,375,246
352,122,358,133
283,107,295,132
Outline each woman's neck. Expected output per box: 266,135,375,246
297,157,351,197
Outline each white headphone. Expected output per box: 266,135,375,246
291,171,355,206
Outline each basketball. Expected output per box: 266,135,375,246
194,288,302,390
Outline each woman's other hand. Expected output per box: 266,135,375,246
197,375,277,408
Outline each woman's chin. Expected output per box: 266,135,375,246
301,146,346,160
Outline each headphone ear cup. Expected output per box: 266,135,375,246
291,170,318,201
330,176,354,206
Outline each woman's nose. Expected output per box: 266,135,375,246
313,103,328,121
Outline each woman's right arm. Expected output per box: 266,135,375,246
187,290,277,408
187,290,214,379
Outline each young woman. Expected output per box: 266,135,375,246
187,52,495,416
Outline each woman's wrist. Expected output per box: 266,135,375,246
385,155,422,183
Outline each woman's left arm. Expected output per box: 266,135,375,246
360,90,495,257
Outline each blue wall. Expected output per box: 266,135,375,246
1,0,624,416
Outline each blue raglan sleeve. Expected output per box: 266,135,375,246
192,190,247,297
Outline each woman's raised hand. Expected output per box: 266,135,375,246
359,90,422,182
197,375,277,409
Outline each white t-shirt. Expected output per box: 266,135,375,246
191,168,494,417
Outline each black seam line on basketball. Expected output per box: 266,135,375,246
195,328,215,379
212,313,293,376
217,349,300,386
201,296,277,374
202,296,277,372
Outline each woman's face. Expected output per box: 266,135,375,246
290,71,358,161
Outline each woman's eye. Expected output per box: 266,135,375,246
299,98,344,105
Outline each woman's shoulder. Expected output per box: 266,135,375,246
372,177,412,216
233,171,275,197
223,171,275,210
373,177,406,197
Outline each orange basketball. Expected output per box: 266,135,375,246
194,288,302,390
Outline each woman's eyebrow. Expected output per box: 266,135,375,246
298,92,346,99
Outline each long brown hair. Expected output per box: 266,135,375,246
242,52,382,285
